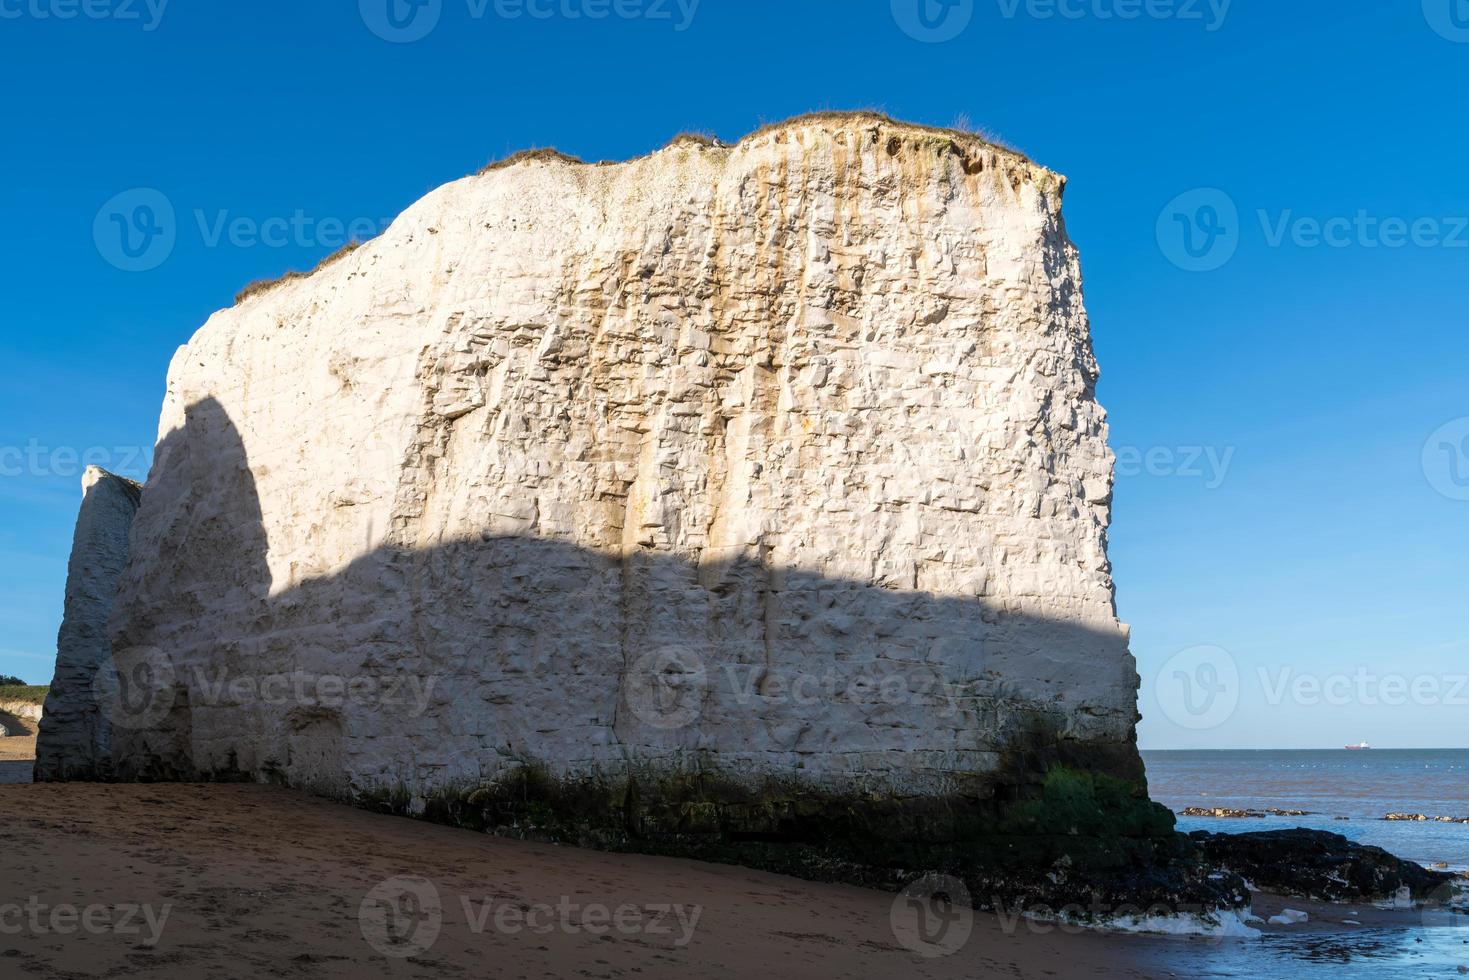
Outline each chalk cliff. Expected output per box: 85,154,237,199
42,115,1152,872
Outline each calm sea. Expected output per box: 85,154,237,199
1143,749,1469,869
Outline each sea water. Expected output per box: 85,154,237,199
1144,749,1469,868
1133,749,1469,977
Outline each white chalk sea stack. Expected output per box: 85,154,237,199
35,466,141,781
42,114,1141,827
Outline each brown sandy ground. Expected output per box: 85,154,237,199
0,782,1257,980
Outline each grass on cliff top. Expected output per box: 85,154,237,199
233,113,1037,312
736,110,1029,164
475,112,1030,177
233,240,365,306
0,685,47,705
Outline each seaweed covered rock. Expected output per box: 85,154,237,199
393,764,1248,917
1190,829,1456,904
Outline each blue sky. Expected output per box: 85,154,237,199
1,1,1465,748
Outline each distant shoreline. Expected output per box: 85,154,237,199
1142,747,1469,752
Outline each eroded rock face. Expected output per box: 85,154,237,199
60,116,1141,830
35,467,141,781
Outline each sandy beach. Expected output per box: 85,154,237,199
0,779,1215,980
3,777,1460,979
4,727,1463,977
0,711,37,786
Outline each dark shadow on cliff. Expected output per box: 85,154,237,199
40,397,1240,912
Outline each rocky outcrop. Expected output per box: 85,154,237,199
1179,807,1313,818
41,114,1171,897
0,701,43,724
34,467,141,780
1190,829,1456,904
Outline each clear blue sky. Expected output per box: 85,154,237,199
1,1,1464,748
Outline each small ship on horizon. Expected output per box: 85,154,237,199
1344,741,1371,750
